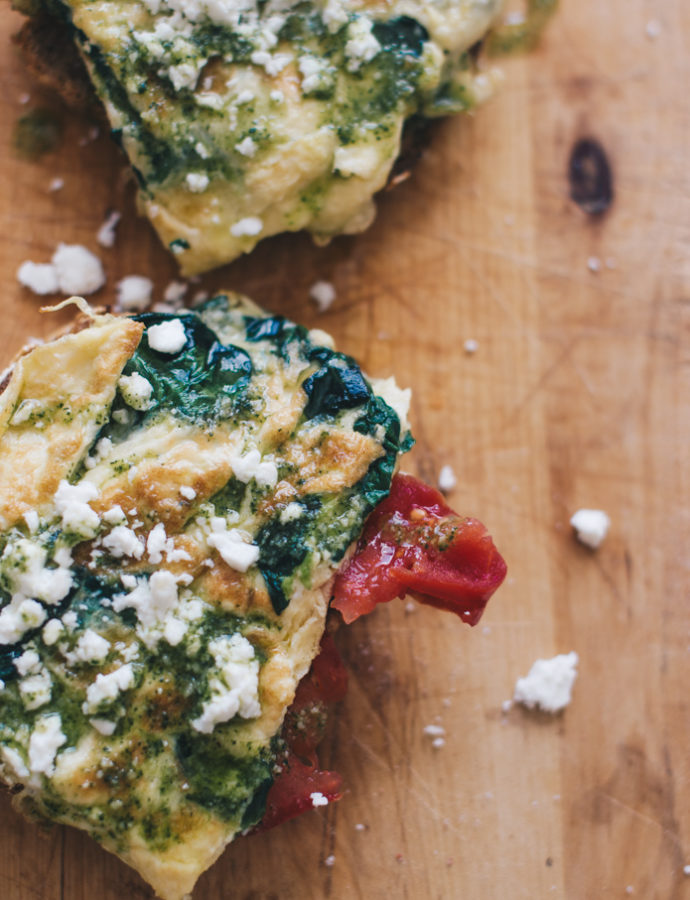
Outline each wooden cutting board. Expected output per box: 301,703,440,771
1,2,689,897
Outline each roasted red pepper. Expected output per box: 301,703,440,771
258,633,347,831
332,473,507,625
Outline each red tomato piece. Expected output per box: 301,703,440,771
331,473,507,625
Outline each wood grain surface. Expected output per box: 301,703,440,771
1,2,689,898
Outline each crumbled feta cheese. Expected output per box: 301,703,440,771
90,718,117,736
15,649,41,676
229,448,278,488
186,172,210,193
73,629,111,663
147,319,187,354
10,398,44,426
191,633,260,733
344,17,381,72
23,510,39,533
180,486,197,501
207,529,260,572
163,280,187,306
102,505,126,525
19,669,52,710
587,255,601,273
464,339,479,354
118,372,154,411
61,610,78,632
1,538,72,606
17,261,59,295
570,509,610,549
28,714,66,776
230,217,263,237
309,280,336,312
324,855,336,867
646,19,661,39
423,724,446,738
299,55,332,94
146,523,168,565
116,275,153,312
48,177,64,192
102,525,145,559
280,502,303,523
322,0,348,32
51,243,106,295
54,480,100,538
42,619,64,646
85,436,113,470
235,136,257,157
333,144,380,179
438,465,457,493
513,652,579,714
2,745,29,780
82,663,135,714
310,791,329,807
96,210,121,248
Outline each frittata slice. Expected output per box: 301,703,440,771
15,0,504,273
0,294,412,899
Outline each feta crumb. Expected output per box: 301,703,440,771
19,669,52,710
235,89,255,104
163,280,187,306
230,217,263,237
102,525,145,559
180,486,196,500
646,19,661,39
207,530,260,572
42,619,64,646
116,275,153,312
280,502,303,523
432,737,446,749
191,633,260,733
423,724,446,738
310,791,329,807
464,339,479,354
147,319,187,354
344,17,380,71
51,243,106,295
370,376,411,432
684,865,690,876
102,505,126,525
513,652,579,714
230,449,278,488
235,137,257,157
186,172,210,193
355,823,366,832
118,372,153,411
324,855,336,867
90,718,117,736
309,280,336,312
73,628,110,663
54,479,100,537
96,210,121,248
587,255,601,273
438,465,457,493
195,141,209,158
2,745,29,780
28,714,66,776
82,663,135,714
23,510,39,533
48,177,64,192
570,508,610,549
17,261,59,295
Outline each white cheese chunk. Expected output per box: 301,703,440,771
116,275,153,312
438,465,457,493
207,529,260,572
54,480,100,538
82,663,135,714
0,599,46,644
102,525,145,560
185,172,210,193
344,17,381,72
51,243,106,295
513,652,579,714
230,217,263,237
90,718,117,736
570,509,610,549
310,791,329,807
147,319,187,354
191,633,260,733
17,261,59,295
19,669,52,710
1,746,29,780
309,280,336,312
28,714,66,776
42,619,64,646
73,629,111,663
118,372,154,411
229,448,278,488
96,210,121,248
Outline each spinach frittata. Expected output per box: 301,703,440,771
16,0,503,273
0,294,412,899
